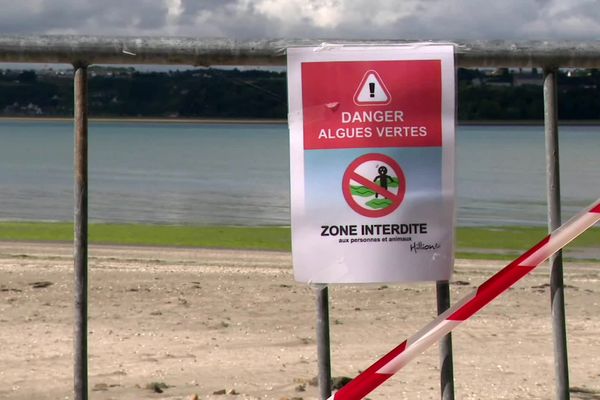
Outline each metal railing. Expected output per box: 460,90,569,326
2,36,600,400
2,36,600,68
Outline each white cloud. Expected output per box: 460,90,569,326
1,0,600,41
252,0,344,29
518,0,600,39
166,0,183,20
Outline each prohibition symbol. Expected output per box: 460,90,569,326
342,153,406,218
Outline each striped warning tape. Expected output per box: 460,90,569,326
329,199,600,400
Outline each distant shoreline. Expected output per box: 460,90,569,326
459,119,600,126
0,116,287,125
2,116,600,126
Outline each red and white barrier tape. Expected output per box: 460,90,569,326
329,199,600,400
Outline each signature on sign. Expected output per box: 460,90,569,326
410,241,441,254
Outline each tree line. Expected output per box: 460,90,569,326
1,67,599,120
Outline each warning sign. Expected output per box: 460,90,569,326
288,45,456,283
301,58,442,150
354,70,391,105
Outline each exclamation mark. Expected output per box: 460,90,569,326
369,82,375,98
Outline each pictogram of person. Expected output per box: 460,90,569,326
373,166,393,198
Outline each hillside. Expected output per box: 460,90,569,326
1,67,599,120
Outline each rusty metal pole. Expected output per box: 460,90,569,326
315,284,332,400
543,67,570,400
436,281,455,400
73,63,89,400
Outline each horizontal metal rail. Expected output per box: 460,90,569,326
1,36,600,68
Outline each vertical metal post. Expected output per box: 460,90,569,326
543,67,570,400
436,281,455,400
74,63,89,400
315,284,332,400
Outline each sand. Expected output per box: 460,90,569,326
1,241,599,400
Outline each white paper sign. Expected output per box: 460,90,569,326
288,45,456,283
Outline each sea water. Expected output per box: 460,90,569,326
0,120,598,226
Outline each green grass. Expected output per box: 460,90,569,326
455,226,600,261
457,226,600,249
0,222,598,259
0,222,291,251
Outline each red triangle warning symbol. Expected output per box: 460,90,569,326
353,70,391,106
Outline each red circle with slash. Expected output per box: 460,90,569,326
342,153,406,218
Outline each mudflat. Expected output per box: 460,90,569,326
1,242,599,399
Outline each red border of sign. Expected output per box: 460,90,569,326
342,153,406,218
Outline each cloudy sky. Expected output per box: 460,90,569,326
2,0,600,40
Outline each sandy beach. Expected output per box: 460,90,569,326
1,241,599,400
